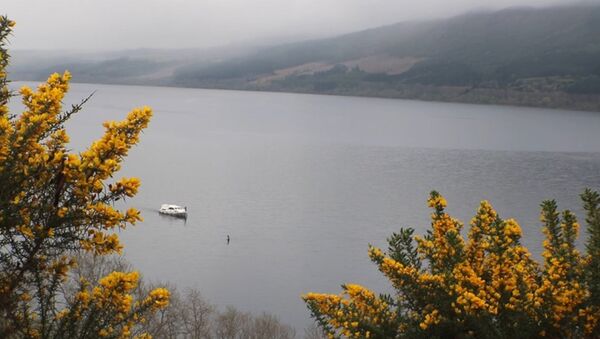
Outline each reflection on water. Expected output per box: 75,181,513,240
9,83,600,330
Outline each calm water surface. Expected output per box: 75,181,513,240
10,83,600,331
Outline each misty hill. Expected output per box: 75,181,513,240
9,4,600,111
8,46,261,86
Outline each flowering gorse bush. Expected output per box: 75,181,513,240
304,191,600,338
0,17,169,338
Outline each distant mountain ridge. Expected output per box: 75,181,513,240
9,4,600,111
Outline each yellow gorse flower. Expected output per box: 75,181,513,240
0,18,169,338
304,191,600,338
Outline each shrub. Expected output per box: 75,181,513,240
69,253,297,339
0,16,169,338
304,191,600,338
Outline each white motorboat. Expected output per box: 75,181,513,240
159,204,187,218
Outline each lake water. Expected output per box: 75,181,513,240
10,82,600,331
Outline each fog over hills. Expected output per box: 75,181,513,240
9,3,600,111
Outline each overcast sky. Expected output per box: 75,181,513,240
3,0,581,50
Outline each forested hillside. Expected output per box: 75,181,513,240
10,4,600,111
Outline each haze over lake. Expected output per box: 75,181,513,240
9,82,600,330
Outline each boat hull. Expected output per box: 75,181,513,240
159,211,187,218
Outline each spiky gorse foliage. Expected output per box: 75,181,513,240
304,191,600,338
0,17,169,338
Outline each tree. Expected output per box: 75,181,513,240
0,16,169,338
304,191,600,338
